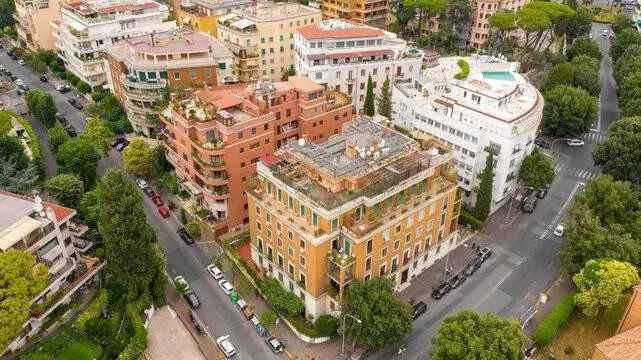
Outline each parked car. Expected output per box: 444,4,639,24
265,336,284,353
431,282,451,299
554,224,565,237
55,83,71,93
17,59,25,65
68,98,83,110
8,74,16,81
136,178,149,189
39,75,47,82
177,228,194,245
217,279,234,295
250,315,268,337
412,301,427,320
64,124,77,137
16,88,24,96
115,140,129,152
158,207,170,218
18,83,29,91
206,264,223,279
183,290,200,309
111,137,126,147
522,194,538,213
534,138,550,149
216,335,237,359
478,247,493,262
463,257,483,276
151,194,164,207
566,138,585,147
537,186,550,199
142,187,155,198
448,272,467,289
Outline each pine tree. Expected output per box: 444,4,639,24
474,152,494,222
377,76,392,119
363,75,375,116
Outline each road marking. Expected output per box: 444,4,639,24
538,182,583,240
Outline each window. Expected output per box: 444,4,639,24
278,255,284,269
394,240,400,250
277,189,283,201
289,263,294,275
300,255,306,266
266,213,271,223
300,205,306,216
312,212,318,226
299,239,305,249
379,264,387,276
331,218,338,231
365,257,371,271
288,245,294,256
288,196,293,209
173,72,180,80
190,70,197,80
367,239,373,254
441,213,446,226
299,273,306,288
288,231,293,240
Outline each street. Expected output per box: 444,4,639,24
368,23,617,360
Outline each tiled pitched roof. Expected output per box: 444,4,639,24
594,326,641,360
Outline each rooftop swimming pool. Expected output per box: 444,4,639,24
482,71,515,82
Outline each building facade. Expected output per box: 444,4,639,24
294,19,423,111
53,0,175,88
159,76,353,234
469,0,529,49
106,28,233,135
216,3,321,82
392,55,543,212
315,0,388,25
0,191,103,352
172,0,254,38
247,118,461,319
13,0,61,51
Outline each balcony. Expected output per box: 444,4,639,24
123,76,167,90
222,40,258,58
327,249,355,284
125,87,160,102
326,90,352,110
190,134,225,152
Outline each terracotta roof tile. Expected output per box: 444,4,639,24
594,326,641,360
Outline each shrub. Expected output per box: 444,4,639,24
533,292,576,345
259,277,305,316
77,81,92,94
185,220,202,239
454,59,470,80
0,111,11,135
117,303,148,360
73,289,109,333
459,207,483,230
4,110,44,176
314,315,339,337
260,310,277,328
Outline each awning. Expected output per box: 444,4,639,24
0,217,41,251
231,19,255,30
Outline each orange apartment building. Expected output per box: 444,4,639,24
317,0,388,25
247,118,461,318
159,76,354,234
469,0,529,48
106,28,234,136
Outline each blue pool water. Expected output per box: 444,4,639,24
482,71,515,82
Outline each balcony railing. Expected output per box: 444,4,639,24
123,76,167,90
328,260,354,284
222,40,258,58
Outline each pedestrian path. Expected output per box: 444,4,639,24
554,162,600,180
581,132,608,142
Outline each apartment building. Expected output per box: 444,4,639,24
106,28,234,135
469,0,529,48
159,76,353,234
294,19,423,111
13,0,61,51
172,0,254,37
247,118,461,318
316,0,388,25
392,55,543,213
216,2,321,82
0,191,103,352
53,0,175,88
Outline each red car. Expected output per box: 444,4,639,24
151,195,164,207
158,207,170,218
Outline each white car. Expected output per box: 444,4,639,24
216,335,237,358
601,29,608,37
207,264,223,279
17,59,25,65
554,224,565,237
217,279,234,295
566,138,585,147
136,178,149,189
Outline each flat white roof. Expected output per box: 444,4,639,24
231,18,255,29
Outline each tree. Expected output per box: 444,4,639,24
315,315,339,337
185,220,202,239
151,146,172,178
25,90,57,128
541,63,575,92
96,169,166,302
542,85,597,137
343,277,412,348
572,54,599,72
617,72,641,118
0,0,15,29
281,65,296,81
573,259,639,317
0,134,30,170
572,62,600,96
44,173,84,208
566,37,601,61
0,250,49,350
156,172,180,194
612,13,631,35
392,1,416,37
474,152,494,222
566,6,593,42
260,310,277,329
80,117,113,156
363,75,375,116
594,117,641,183
610,29,641,64
431,310,524,360
26,56,47,74
519,148,555,188
56,138,101,187
47,122,69,152
489,10,517,43
377,76,392,119
0,157,38,194
123,138,154,178
25,90,43,120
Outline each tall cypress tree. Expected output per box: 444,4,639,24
474,152,494,222
377,76,392,119
363,75,375,116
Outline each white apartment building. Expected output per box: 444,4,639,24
1,192,103,352
52,0,175,88
294,19,423,110
392,55,544,212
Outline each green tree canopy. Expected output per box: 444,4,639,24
44,173,84,208
474,152,494,222
519,148,555,188
344,277,412,348
610,29,641,64
0,134,30,170
571,54,599,72
0,157,38,194
96,169,166,302
431,310,524,360
594,117,641,182
363,75,375,116
56,138,101,187
567,37,602,61
573,259,639,317
489,10,517,31
542,85,597,137
25,90,56,128
572,62,601,97
0,250,49,350
566,6,594,41
123,138,154,178
80,117,114,156
377,76,392,119
541,63,575,92
0,0,15,29
47,122,69,153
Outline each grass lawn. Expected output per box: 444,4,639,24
535,294,630,360
20,330,102,360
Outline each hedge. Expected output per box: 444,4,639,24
258,277,305,317
533,292,576,345
117,303,148,360
314,314,339,337
2,110,44,176
73,289,109,333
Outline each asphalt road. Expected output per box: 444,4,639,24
368,24,618,360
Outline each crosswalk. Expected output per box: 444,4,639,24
581,132,608,142
554,163,600,180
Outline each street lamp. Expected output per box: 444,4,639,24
341,313,362,355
